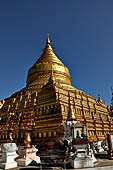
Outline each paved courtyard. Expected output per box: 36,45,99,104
0,158,113,170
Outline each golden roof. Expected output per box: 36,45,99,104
26,35,71,87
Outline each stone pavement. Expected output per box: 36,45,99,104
76,158,113,169
1,158,113,170
77,166,113,170
0,166,113,170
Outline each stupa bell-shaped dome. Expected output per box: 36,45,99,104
26,35,71,87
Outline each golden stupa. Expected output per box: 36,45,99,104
26,35,71,87
0,35,113,149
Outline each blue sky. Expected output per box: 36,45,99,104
0,0,113,105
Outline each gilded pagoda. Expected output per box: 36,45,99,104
0,36,113,148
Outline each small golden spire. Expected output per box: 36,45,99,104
98,93,103,103
9,132,13,143
48,65,55,82
67,91,76,121
24,132,31,148
46,33,50,44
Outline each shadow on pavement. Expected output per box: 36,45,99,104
94,151,108,159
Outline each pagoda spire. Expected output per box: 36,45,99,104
44,33,53,52
46,33,50,44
